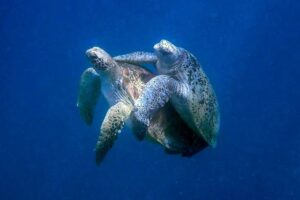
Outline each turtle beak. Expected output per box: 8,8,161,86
153,43,160,51
153,42,166,58
153,39,174,56
86,48,106,70
86,47,117,72
86,48,99,64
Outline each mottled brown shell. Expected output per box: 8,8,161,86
117,62,207,155
119,63,154,102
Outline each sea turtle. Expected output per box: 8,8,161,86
114,40,220,147
77,47,207,164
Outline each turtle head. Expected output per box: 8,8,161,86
86,47,116,71
153,40,181,68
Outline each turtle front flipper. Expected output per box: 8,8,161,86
95,101,132,165
77,67,101,125
134,75,182,127
113,52,157,65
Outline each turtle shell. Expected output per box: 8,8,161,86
117,62,207,155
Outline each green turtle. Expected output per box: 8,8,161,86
114,39,220,147
77,47,207,164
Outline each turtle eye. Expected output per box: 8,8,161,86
89,54,97,59
160,48,171,55
155,45,170,54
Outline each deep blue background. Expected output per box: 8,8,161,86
0,0,299,199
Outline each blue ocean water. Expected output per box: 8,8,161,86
0,0,299,199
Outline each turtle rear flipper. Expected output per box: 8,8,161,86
77,67,100,125
95,102,132,165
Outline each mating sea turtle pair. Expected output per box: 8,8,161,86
115,39,220,147
77,47,207,164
